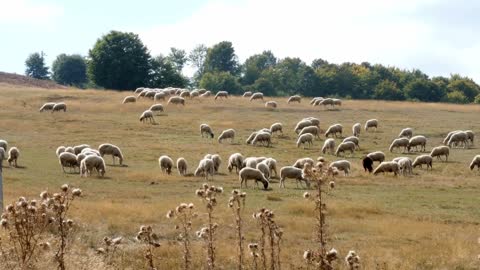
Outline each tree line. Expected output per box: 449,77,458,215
25,30,480,104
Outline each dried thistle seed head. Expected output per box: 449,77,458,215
250,252,259,257
48,217,55,223
326,248,338,261
0,213,6,219
303,192,311,199
140,225,147,232
195,189,205,197
66,219,74,227
30,200,37,206
103,237,112,245
72,188,82,197
303,250,313,260
27,206,37,213
232,189,239,195
215,187,223,193
240,192,246,198
329,181,335,189
19,200,28,208
96,248,106,254
175,206,182,213
188,203,194,209
53,193,62,201
202,183,209,189
0,219,8,228
248,243,258,251
6,204,14,213
152,242,161,248
179,203,188,209
40,191,48,199
39,241,51,251
174,225,179,230
61,184,69,192
18,196,26,202
166,210,174,219
228,202,233,208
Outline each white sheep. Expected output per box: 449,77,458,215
209,154,222,173
332,98,342,106
98,143,124,165
469,155,480,170
200,124,214,138
364,119,378,132
294,119,314,134
310,97,323,105
447,131,469,148
194,158,215,181
80,155,106,177
256,162,270,179
245,131,258,144
167,96,185,106
335,141,356,157
218,129,235,143
154,92,167,101
58,152,79,173
352,123,361,137
319,98,334,108
52,103,67,113
304,117,320,127
214,91,228,100
298,126,321,139
412,155,433,170
325,124,343,138
265,101,278,109
297,133,314,149
270,123,283,135
238,167,269,189
398,128,413,138
243,157,259,168
321,138,336,155
198,89,207,94
287,95,301,104
443,130,462,145
149,104,164,115
429,146,449,161
249,92,264,101
0,140,7,152
123,96,136,104
190,90,199,98
367,151,386,163
243,91,252,97
329,160,351,176
263,158,278,177
408,135,427,152
394,157,413,176
293,158,314,169
227,153,244,173
342,136,360,149
81,148,100,155
373,161,400,176
200,91,212,98
465,130,475,145
389,138,409,153
180,91,191,99
158,155,174,174
139,110,155,124
7,147,19,167
313,98,325,106
134,87,145,94
39,102,55,112
279,166,309,188
56,146,66,157
177,157,188,176
65,146,75,154
252,132,272,147
73,144,91,155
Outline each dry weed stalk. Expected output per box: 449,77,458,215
135,225,161,270
195,183,223,270
96,236,123,266
166,202,197,270
253,208,283,270
248,243,259,270
228,189,247,270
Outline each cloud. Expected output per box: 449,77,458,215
0,0,63,26
140,0,480,81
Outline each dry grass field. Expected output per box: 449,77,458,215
0,82,479,269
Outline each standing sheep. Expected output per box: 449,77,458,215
200,124,214,138
362,156,373,173
279,166,309,188
465,130,475,145
447,131,469,148
177,158,188,176
412,155,433,170
270,123,283,135
98,143,124,165
325,124,343,138
158,155,174,175
265,101,278,109
297,133,314,149
469,155,480,170
39,102,56,112
218,129,235,144
389,138,409,153
398,128,413,138
394,157,413,176
243,91,252,97
249,92,264,101
238,168,269,189
367,151,386,163
321,138,336,155
149,104,164,115
287,95,301,104
227,153,244,173
429,146,450,162
123,96,136,104
263,158,278,177
299,126,321,139
167,96,185,106
80,155,106,177
352,123,361,137
245,132,258,144
194,158,215,181
58,152,79,173
364,119,378,132
139,110,155,124
214,91,228,100
342,136,360,149
52,103,67,113
335,142,356,157
443,130,462,145
243,157,259,169
256,162,270,179
329,160,351,176
56,146,66,157
407,135,427,152
252,132,272,147
293,158,314,169
373,162,400,176
294,119,314,134
7,147,19,167
73,144,91,155
154,92,167,101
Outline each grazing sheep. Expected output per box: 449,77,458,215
154,92,167,101
465,130,475,145
319,98,334,108
394,157,413,176
58,152,79,173
325,124,343,138
177,158,188,176
293,158,314,169
294,119,314,134
81,148,100,155
443,130,462,145
56,146,66,157
447,131,469,148
265,101,278,109
200,91,212,98
198,89,207,95
39,102,55,112
335,141,356,157
313,98,325,106
263,158,278,177
7,147,19,167
149,104,164,115
145,91,157,99
398,128,413,138
98,143,124,165
249,92,264,101
321,138,336,155
76,153,87,164
304,117,320,127
270,123,283,135
332,99,342,106
134,87,144,94
310,97,323,105
352,123,361,137
243,157,258,169
367,151,386,163
252,132,272,147
429,145,450,161
200,124,214,138
258,128,271,134
297,133,314,149
243,91,252,97
245,132,258,144
73,144,91,155
364,119,378,132
287,95,301,104
239,167,269,189
0,148,4,170
469,155,480,170
167,96,185,106
342,136,360,149
389,138,409,153
227,153,244,173
210,154,222,173
158,155,174,175
190,90,199,98
329,160,351,176
139,110,155,124
218,129,235,143
279,166,309,188
80,155,106,177
180,91,191,99
256,162,270,179
65,146,75,154
194,158,215,181
373,161,400,176
122,96,136,104
299,126,321,139
52,103,67,113
362,156,373,173
408,135,427,152
214,91,228,100
412,155,433,170
0,140,7,152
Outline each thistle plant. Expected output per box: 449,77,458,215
345,250,361,270
253,208,283,270
195,183,223,270
248,243,259,270
135,225,161,270
166,202,197,270
228,189,246,270
96,236,123,266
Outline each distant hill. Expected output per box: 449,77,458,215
0,71,67,89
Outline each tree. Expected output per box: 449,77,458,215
199,72,242,94
474,94,480,104
188,44,208,85
87,31,151,90
373,80,404,100
51,54,87,87
447,77,480,102
25,52,49,80
149,55,187,88
404,79,445,102
446,91,469,104
311,58,329,69
203,41,239,75
167,47,187,72
241,51,277,85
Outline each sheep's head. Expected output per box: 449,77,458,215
99,169,105,177
227,164,233,173
210,133,214,139
263,180,269,190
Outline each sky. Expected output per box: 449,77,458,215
1,0,479,81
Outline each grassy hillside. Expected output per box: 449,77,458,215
0,84,479,269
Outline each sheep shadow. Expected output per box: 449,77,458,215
7,165,27,169
106,164,128,167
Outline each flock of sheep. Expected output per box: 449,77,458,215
12,88,479,188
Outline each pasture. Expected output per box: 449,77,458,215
0,83,479,269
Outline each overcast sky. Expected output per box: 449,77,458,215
1,0,479,81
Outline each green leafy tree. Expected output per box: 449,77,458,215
51,54,87,87
188,44,208,85
404,78,445,102
241,51,277,85
167,47,187,72
447,77,480,102
311,58,329,69
25,52,49,80
446,91,469,104
203,41,239,75
87,31,151,90
373,80,404,100
474,94,480,104
149,55,187,88
199,72,242,94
